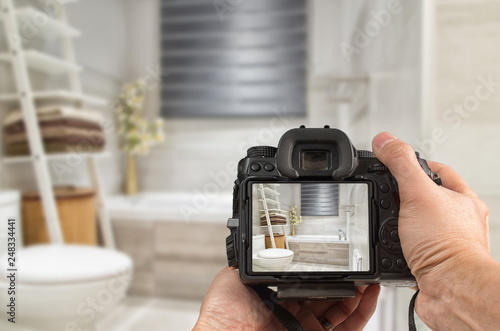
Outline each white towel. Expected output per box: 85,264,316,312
3,105,104,126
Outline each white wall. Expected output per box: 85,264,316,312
0,0,128,194
127,0,424,196
395,2,500,330
431,0,500,256
68,0,128,82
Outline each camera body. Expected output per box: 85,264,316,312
226,127,441,299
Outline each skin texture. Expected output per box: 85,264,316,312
194,267,380,331
373,132,499,331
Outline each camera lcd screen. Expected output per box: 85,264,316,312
301,151,329,171
251,183,370,273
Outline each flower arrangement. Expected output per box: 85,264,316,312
289,206,302,226
289,205,302,236
115,79,164,155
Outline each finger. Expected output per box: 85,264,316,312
294,307,325,331
281,300,303,316
372,132,434,196
297,300,339,318
319,287,365,326
334,284,381,331
427,161,479,198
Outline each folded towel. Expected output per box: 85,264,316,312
5,141,104,156
4,126,104,145
260,219,287,226
260,212,287,219
4,118,102,134
3,106,103,127
7,134,105,146
260,216,286,222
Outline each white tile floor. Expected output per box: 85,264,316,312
285,262,349,272
96,297,202,331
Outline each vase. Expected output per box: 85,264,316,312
292,224,296,236
126,154,138,195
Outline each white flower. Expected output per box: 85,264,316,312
115,79,166,155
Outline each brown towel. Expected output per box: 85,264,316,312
3,106,103,127
4,126,104,144
260,216,286,222
260,219,287,226
4,118,103,134
6,142,104,156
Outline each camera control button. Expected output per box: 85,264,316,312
391,210,399,217
380,219,401,253
382,258,393,269
250,163,261,172
389,243,401,251
380,226,389,244
380,199,391,209
264,163,275,171
396,258,407,269
380,183,390,193
390,229,400,242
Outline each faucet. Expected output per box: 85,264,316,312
338,229,346,241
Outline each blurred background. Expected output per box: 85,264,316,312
0,0,499,330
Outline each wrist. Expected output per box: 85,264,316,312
193,317,222,331
194,311,234,331
417,247,494,292
415,249,500,329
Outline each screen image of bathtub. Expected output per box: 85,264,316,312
251,183,370,273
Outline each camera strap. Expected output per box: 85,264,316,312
252,286,304,331
408,289,420,331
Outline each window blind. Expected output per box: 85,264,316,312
160,0,307,117
301,183,339,216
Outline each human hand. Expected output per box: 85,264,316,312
372,132,494,330
194,267,380,331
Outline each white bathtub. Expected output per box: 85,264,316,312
287,235,349,244
107,192,232,223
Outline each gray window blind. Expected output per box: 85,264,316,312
301,184,339,216
160,0,307,117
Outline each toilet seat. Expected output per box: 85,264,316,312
0,244,132,284
257,248,294,259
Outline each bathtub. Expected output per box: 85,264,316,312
288,235,350,244
107,191,232,223
107,192,231,299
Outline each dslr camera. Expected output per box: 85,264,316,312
226,126,441,299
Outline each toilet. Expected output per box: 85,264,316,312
252,234,294,271
0,190,133,330
0,244,133,331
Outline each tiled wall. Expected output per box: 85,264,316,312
296,216,345,236
432,0,500,260
289,241,349,266
396,2,500,330
347,184,370,271
113,219,227,300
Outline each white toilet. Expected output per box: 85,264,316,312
0,245,133,331
0,190,133,331
252,234,294,271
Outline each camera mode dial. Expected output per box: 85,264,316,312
357,150,376,158
247,146,277,158
226,235,237,267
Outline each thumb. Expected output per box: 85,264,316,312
372,132,433,195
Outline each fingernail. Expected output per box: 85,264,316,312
373,132,397,150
